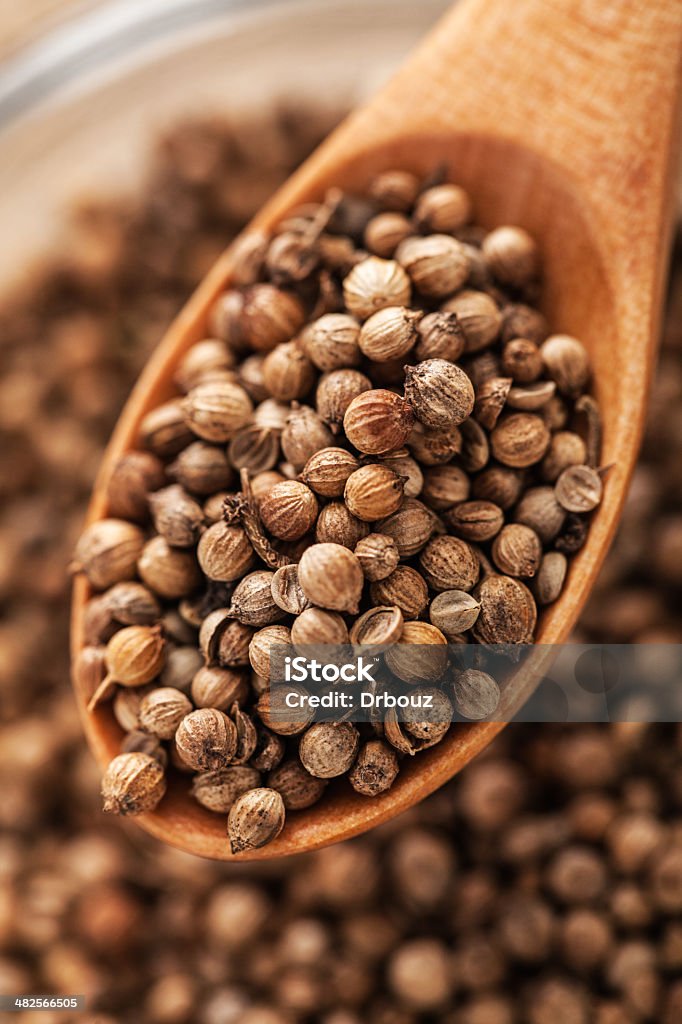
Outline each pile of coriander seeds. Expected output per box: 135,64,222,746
74,168,603,853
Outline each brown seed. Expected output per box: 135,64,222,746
300,448,360,498
370,565,429,619
199,611,253,667
442,290,502,352
227,788,286,854
359,306,421,362
421,465,470,510
315,369,373,426
291,608,349,648
138,536,201,599
555,464,603,513
301,313,362,371
482,225,538,286
139,399,194,457
106,451,166,523
248,625,292,678
458,417,490,472
228,425,280,475
175,707,237,771
191,766,262,813
380,451,424,496
541,334,590,396
149,485,205,548
101,752,166,816
419,535,480,592
343,389,414,455
160,645,203,693
182,380,253,442
403,688,453,747
453,669,501,720
229,571,285,626
541,431,588,482
501,337,542,383
169,441,234,495
490,413,550,467
298,543,364,613
429,590,481,635
396,235,470,298
281,405,335,469
251,470,287,505
343,257,411,320
74,519,145,591
174,338,236,392
197,522,255,582
473,574,537,643
404,359,475,429
105,625,165,687
344,464,404,521
238,352,269,402
507,379,557,411
260,480,319,541
212,284,306,352
385,622,448,684
408,422,463,465
492,524,543,578
267,760,327,810
414,183,472,233
256,686,314,736
415,310,466,362
501,302,548,344
139,687,193,740
533,551,568,605
299,723,360,779
376,497,437,557
472,465,524,510
113,686,152,732
270,564,311,615
354,533,400,581
349,740,399,796
191,666,249,710
369,169,420,211
515,485,566,543
315,502,369,548
262,341,316,401
444,500,504,542
120,730,167,766
473,376,512,431
349,605,404,646
364,212,413,258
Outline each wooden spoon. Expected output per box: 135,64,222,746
71,0,682,859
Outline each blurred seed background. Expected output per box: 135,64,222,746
0,3,681,1022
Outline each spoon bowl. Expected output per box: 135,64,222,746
71,0,682,858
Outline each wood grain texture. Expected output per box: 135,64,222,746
71,0,682,860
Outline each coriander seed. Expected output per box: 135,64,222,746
299,723,360,779
349,605,403,646
453,669,501,720
343,257,411,321
106,450,166,523
419,535,480,592
396,234,470,298
101,752,167,816
343,389,414,455
490,412,551,467
182,380,253,442
364,212,413,258
248,625,292,678
104,625,165,688
442,289,502,352
415,310,466,363
491,523,542,578
414,183,472,233
267,760,327,810
139,687,193,740
344,464,404,521
73,519,145,591
300,448,360,498
197,522,255,582
137,535,201,598
482,225,538,286
168,441,234,495
370,565,429,620
358,306,421,362
227,787,286,854
429,590,481,635
191,766,262,813
354,533,400,581
301,313,361,371
175,707,237,771
404,359,475,429
444,500,504,542
315,501,369,548
270,563,311,615
555,464,603,513
349,740,399,796
315,369,372,426
298,543,363,613
262,341,316,402
191,666,249,711
541,334,590,396
259,480,319,540
149,485,205,548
